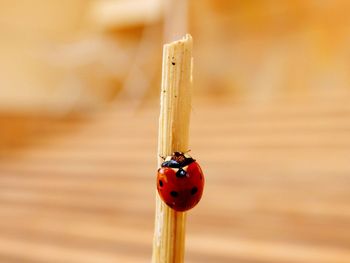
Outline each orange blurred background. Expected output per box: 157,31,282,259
0,1,350,262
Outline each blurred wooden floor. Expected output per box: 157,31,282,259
0,96,350,263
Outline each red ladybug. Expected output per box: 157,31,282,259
157,152,204,212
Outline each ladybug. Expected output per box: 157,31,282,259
157,152,204,212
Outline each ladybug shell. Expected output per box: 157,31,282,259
157,161,204,212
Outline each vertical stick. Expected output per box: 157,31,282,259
152,34,193,263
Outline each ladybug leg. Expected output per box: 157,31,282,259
159,154,166,160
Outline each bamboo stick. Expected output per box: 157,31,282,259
152,34,193,263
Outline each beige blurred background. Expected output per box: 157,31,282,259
0,1,350,262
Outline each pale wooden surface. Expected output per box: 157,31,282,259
0,96,350,263
152,34,192,263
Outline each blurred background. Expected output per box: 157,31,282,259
1,0,350,262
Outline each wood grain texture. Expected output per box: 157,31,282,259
0,96,350,263
152,34,193,263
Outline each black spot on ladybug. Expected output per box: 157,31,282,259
191,187,198,195
176,169,187,178
170,191,179,197
159,180,163,187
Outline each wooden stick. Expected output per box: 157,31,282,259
152,34,193,263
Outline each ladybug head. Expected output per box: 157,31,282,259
173,152,186,164
161,151,195,168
